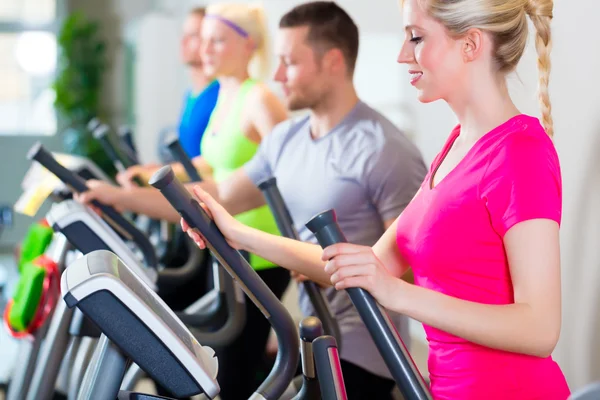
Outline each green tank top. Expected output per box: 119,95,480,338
201,79,280,271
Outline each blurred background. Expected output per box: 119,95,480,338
0,0,599,394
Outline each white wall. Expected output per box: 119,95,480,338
127,0,600,391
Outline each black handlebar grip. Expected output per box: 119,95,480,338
93,124,127,170
313,336,347,400
26,142,159,270
257,177,343,348
92,124,142,185
117,125,138,161
306,209,432,400
148,166,299,400
298,316,323,379
165,135,202,182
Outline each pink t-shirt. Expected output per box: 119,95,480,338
395,115,570,399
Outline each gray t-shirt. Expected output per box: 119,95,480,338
244,101,427,379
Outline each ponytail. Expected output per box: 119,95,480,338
247,3,271,80
526,0,554,138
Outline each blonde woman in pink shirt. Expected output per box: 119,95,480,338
321,0,571,398
183,0,571,397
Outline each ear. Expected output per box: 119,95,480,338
246,36,258,55
321,48,345,75
462,28,484,63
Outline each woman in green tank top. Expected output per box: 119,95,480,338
200,8,287,273
196,4,291,400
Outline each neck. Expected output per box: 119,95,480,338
309,81,359,139
447,74,520,144
218,69,251,92
189,66,210,94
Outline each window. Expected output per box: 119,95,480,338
0,0,59,136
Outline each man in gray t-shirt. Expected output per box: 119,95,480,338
244,99,426,380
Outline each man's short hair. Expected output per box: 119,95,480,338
279,1,359,75
189,6,206,17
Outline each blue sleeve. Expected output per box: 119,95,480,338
179,81,220,158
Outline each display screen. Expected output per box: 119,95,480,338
114,256,199,354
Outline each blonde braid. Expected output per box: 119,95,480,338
526,0,554,137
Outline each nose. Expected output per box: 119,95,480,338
201,40,212,55
397,40,415,64
273,61,286,83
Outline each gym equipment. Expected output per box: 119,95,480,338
312,335,347,400
258,177,342,347
38,198,243,396
306,209,432,400
571,382,600,399
47,200,157,288
61,250,221,399
164,134,202,182
5,234,71,400
26,142,159,270
17,220,54,271
6,220,55,333
14,151,111,218
90,119,138,174
117,125,139,164
149,165,300,399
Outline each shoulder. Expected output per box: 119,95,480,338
260,114,310,150
247,82,281,107
343,102,425,169
480,115,561,192
486,115,559,172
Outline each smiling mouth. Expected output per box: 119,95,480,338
409,71,423,85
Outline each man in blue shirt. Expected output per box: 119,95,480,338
176,7,220,158
123,7,219,185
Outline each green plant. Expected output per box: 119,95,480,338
52,12,116,176
53,11,106,125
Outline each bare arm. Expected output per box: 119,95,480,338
373,217,410,278
386,219,562,358
81,167,266,223
245,85,288,141
237,227,331,286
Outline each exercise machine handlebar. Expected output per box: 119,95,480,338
306,209,431,400
257,177,342,349
26,142,158,270
149,165,299,400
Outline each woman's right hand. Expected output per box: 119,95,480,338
181,186,246,250
116,164,160,188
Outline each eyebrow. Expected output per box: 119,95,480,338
404,24,423,31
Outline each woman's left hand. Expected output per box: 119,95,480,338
322,243,401,309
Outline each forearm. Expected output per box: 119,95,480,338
169,162,189,183
391,281,558,358
183,179,265,217
118,187,181,223
238,227,331,286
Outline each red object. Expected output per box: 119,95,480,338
3,255,60,339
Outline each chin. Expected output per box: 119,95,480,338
416,89,441,104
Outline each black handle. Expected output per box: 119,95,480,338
26,142,159,270
292,317,324,400
313,336,347,400
165,135,202,182
306,209,432,400
117,125,139,164
92,124,139,173
258,177,342,348
179,259,247,347
149,166,299,400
